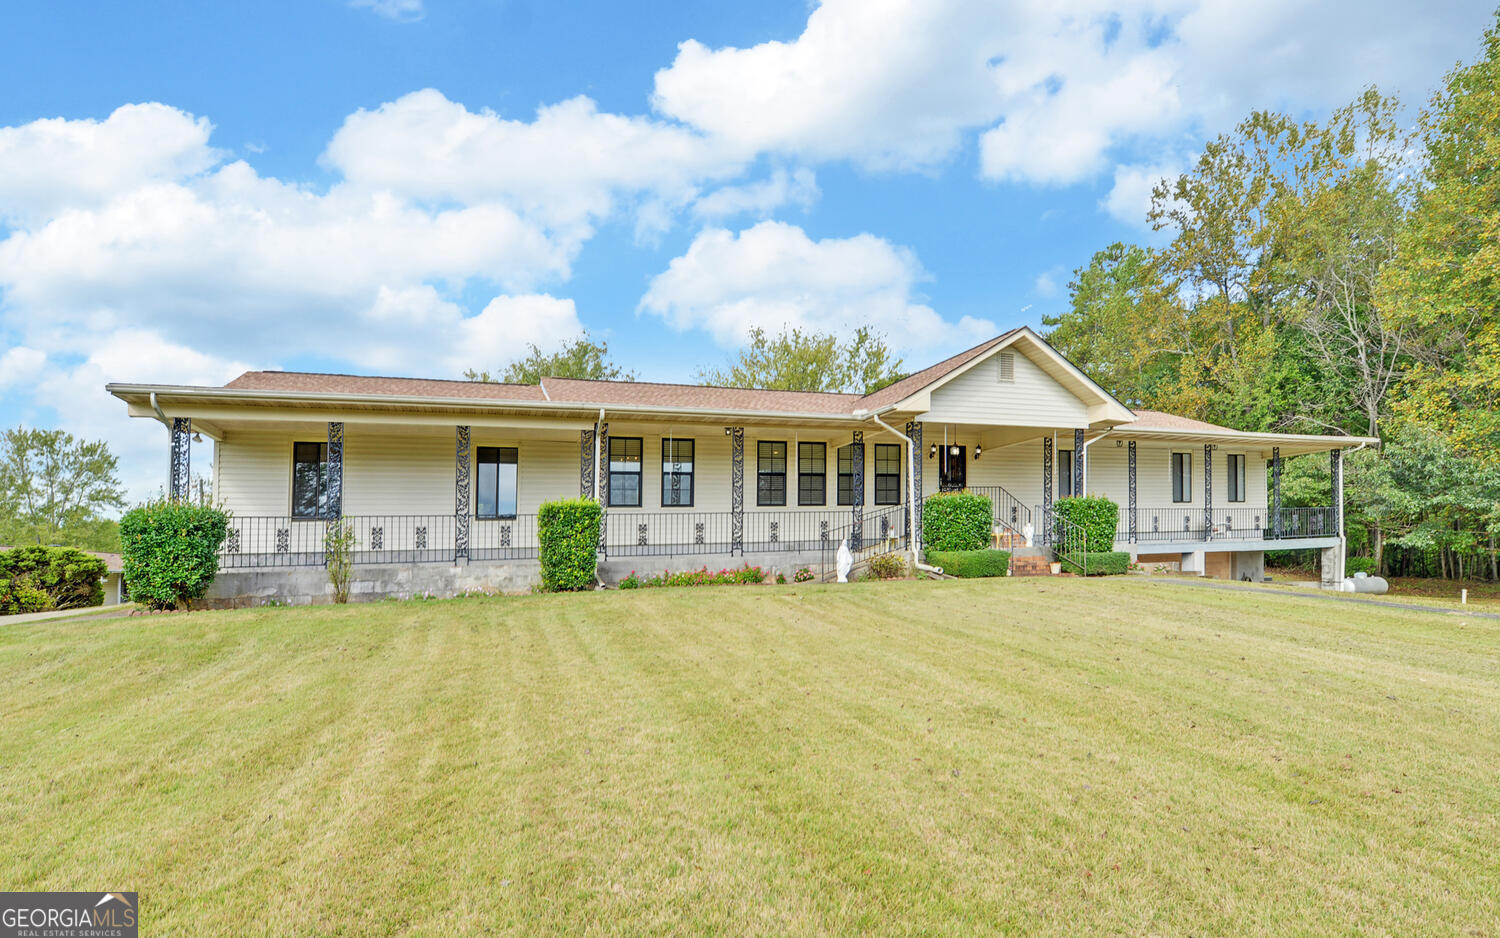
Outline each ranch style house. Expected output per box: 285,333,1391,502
107,328,1373,604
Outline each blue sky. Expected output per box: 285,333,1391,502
0,0,1491,498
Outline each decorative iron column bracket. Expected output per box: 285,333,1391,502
598,422,610,555
1127,440,1138,544
579,427,596,498
169,417,192,500
851,429,864,551
726,426,744,555
1331,447,1343,537
1203,443,1213,542
455,425,471,563
326,422,344,520
1073,428,1085,496
906,421,924,549
1042,435,1054,546
1271,447,1282,538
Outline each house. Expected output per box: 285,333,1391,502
106,328,1373,604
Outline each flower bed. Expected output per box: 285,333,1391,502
619,565,767,589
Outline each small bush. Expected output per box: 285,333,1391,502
537,498,603,592
1345,556,1378,577
922,492,992,551
619,565,766,589
1062,550,1131,576
325,520,356,603
925,549,1010,578
0,546,108,614
120,500,230,610
794,566,815,583
867,552,907,580
776,572,787,584
1054,496,1119,552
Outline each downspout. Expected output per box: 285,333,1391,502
149,392,170,427
1079,429,1112,495
594,408,605,587
866,409,938,575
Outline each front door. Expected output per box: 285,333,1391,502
938,445,966,491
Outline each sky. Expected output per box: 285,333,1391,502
0,0,1492,502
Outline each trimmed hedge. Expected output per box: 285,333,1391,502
120,500,229,610
925,549,1010,578
1054,496,1119,551
538,498,603,592
1062,550,1131,576
0,546,108,614
922,492,992,551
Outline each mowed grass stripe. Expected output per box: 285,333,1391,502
2,578,1497,936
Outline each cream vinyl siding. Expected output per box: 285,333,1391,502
215,428,304,517
344,428,454,517
923,348,1090,427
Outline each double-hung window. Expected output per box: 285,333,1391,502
292,442,334,519
609,437,643,507
476,447,518,518
798,442,826,506
836,443,858,506
661,438,694,507
1227,453,1246,503
1171,452,1193,503
874,444,901,505
757,441,786,506
1058,449,1076,498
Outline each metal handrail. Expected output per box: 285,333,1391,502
966,485,1032,537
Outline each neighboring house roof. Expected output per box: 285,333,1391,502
225,371,547,401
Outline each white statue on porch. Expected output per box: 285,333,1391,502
836,538,853,583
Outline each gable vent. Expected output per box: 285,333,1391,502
997,352,1016,383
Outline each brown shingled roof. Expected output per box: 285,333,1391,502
856,329,1021,410
542,377,862,414
225,371,547,401
1125,410,1238,432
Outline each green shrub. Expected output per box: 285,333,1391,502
0,546,108,614
921,492,992,551
866,552,907,580
1054,496,1119,551
925,549,1010,578
537,498,603,592
1345,555,1378,577
618,565,766,589
325,520,356,603
794,566,815,583
1062,550,1131,576
120,500,230,610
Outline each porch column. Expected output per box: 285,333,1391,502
1127,440,1138,544
579,427,596,498
455,425,470,563
851,430,864,551
169,417,191,500
1271,447,1282,537
1203,443,1213,542
1073,429,1084,496
598,422,610,555
1042,435,1054,546
326,422,344,519
905,421,924,548
726,426,744,555
1331,447,1343,537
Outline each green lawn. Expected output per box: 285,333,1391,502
3,579,1497,936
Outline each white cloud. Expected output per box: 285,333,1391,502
350,0,423,22
692,168,819,220
639,220,995,352
1102,161,1181,227
653,0,1490,185
1033,271,1060,298
0,345,46,389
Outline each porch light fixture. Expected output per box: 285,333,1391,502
929,443,936,459
192,432,203,443
949,444,960,456
974,444,982,459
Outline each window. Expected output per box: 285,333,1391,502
837,442,859,506
608,437,642,507
938,445,966,491
874,444,901,505
1058,449,1075,498
1172,452,1193,503
476,447,518,518
292,442,334,519
1227,453,1246,503
661,438,694,507
798,442,827,506
757,441,786,506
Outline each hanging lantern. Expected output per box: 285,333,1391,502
949,444,960,456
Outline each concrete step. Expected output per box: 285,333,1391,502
1011,555,1056,577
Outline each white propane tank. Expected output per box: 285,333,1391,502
1341,571,1389,594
